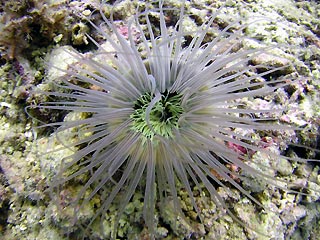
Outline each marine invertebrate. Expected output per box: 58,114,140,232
34,1,319,239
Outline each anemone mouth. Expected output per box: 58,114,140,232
130,90,184,139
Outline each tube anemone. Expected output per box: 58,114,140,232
34,1,319,239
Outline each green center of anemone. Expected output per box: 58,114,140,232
130,90,184,139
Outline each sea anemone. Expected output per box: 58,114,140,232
33,0,319,239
